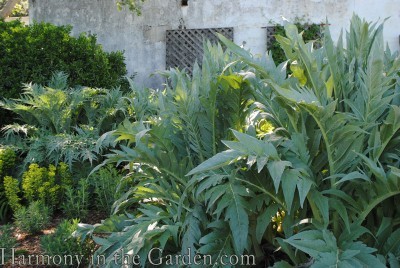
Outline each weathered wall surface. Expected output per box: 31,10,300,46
29,0,400,88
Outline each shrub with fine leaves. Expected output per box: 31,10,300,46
41,219,94,267
0,224,17,262
14,201,51,234
89,165,124,215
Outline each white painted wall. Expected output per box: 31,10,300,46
29,0,400,88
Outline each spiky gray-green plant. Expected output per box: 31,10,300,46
76,15,400,267
195,15,400,267
75,43,255,267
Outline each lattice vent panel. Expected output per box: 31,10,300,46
166,27,233,74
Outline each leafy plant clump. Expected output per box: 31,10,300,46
75,41,254,266
202,16,400,267
41,219,94,267
14,201,51,234
0,147,16,177
75,15,400,267
3,175,21,212
22,163,72,209
0,19,127,126
0,147,17,223
89,165,124,215
62,179,90,220
3,162,72,215
0,224,17,248
0,72,134,174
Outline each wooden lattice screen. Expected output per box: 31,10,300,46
166,27,233,74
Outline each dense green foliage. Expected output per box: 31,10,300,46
0,73,133,223
74,15,400,267
0,190,10,223
75,42,253,266
14,201,51,234
41,219,94,267
0,20,127,126
0,73,133,174
269,22,322,64
0,147,16,177
3,162,71,226
62,180,90,220
204,16,400,267
0,224,17,262
0,13,398,267
3,175,20,212
21,163,72,209
89,165,124,215
0,147,17,222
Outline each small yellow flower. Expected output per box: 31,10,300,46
256,119,275,137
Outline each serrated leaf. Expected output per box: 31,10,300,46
330,199,350,233
267,160,292,193
92,236,114,248
339,223,371,244
309,190,329,226
296,174,313,207
256,156,269,172
187,150,242,176
388,253,400,268
224,183,249,255
181,205,203,256
334,171,370,186
382,228,400,256
284,230,329,258
282,169,297,214
356,154,386,181
231,129,278,157
219,74,243,90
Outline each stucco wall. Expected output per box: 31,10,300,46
29,0,400,88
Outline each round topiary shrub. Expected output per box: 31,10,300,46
0,19,127,126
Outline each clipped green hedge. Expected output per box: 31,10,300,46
0,19,127,125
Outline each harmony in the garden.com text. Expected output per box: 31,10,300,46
1,247,256,266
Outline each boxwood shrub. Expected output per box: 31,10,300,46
0,19,127,126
